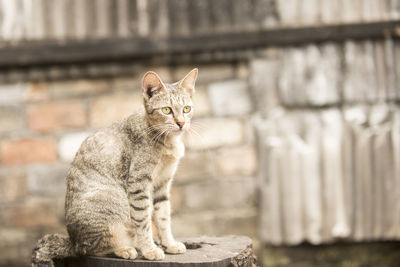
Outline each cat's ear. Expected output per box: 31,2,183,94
178,68,198,97
142,71,166,100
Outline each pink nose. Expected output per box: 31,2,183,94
177,121,185,129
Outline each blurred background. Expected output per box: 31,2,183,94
0,0,400,266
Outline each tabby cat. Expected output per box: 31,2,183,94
32,68,198,266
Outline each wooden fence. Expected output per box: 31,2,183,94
254,39,400,245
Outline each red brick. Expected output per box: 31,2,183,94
192,86,211,117
26,82,51,102
0,106,24,133
90,93,142,127
215,145,258,177
9,198,59,228
175,151,215,182
183,118,244,150
0,168,27,202
0,228,37,266
28,100,86,132
50,79,110,98
0,138,57,165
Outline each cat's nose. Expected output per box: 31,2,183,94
176,121,185,129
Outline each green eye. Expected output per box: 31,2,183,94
161,107,172,115
183,106,191,113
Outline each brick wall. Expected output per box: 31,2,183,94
0,62,258,266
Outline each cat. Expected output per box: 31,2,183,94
32,68,198,266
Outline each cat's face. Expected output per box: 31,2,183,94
142,69,198,136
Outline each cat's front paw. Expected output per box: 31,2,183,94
142,246,165,260
114,247,137,259
165,241,186,254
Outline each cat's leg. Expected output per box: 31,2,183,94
128,174,165,260
67,188,137,259
153,179,186,254
109,222,138,259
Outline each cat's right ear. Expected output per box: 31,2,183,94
142,71,165,100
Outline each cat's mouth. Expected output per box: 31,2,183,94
172,128,184,134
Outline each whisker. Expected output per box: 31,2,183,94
154,128,171,146
187,127,205,147
190,121,207,130
189,128,203,139
163,129,170,144
190,125,204,132
149,128,163,145
151,129,167,146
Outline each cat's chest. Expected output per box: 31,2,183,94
152,141,184,180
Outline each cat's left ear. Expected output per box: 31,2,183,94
178,68,198,97
142,71,166,100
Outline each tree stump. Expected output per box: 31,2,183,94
54,236,256,267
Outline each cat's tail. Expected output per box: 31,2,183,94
31,233,76,267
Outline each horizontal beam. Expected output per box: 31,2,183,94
0,21,399,68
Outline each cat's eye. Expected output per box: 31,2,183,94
161,107,172,115
183,106,191,113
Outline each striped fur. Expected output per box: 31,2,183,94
32,69,198,265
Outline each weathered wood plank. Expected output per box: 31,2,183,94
31,0,46,39
85,0,98,39
320,0,341,24
351,108,373,240
276,0,299,26
95,0,112,38
209,0,234,33
299,0,320,25
391,0,400,19
50,236,255,267
342,108,358,239
147,0,169,38
375,41,388,101
304,44,340,106
257,115,285,246
168,0,190,36
109,0,119,38
320,110,350,239
116,0,130,37
342,0,362,23
252,0,277,29
279,48,307,106
74,0,88,39
261,139,284,245
385,39,397,101
343,41,378,103
302,113,323,244
51,0,67,40
393,107,400,238
249,57,281,113
187,0,212,34
279,115,304,245
231,0,255,31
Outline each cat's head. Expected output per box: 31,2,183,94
141,68,198,135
